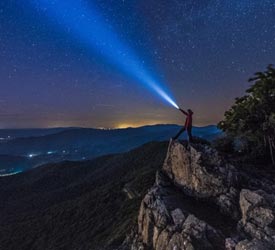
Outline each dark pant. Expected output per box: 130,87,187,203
173,126,193,142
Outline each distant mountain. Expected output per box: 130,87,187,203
0,141,168,250
0,127,73,140
0,125,221,174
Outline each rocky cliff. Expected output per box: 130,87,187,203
128,140,275,250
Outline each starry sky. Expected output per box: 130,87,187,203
1,0,275,128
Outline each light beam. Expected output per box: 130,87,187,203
29,0,178,108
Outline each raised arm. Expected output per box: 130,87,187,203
179,108,188,115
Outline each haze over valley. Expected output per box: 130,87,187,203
0,125,220,175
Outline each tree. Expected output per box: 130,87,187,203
218,65,275,164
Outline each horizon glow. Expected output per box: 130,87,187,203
29,0,178,109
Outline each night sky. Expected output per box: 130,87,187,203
1,0,275,128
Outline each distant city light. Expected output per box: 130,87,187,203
28,153,38,158
97,127,113,130
0,170,22,177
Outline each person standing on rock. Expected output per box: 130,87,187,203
173,108,193,142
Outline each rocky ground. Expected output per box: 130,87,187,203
123,140,275,250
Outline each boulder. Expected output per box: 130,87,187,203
235,239,274,250
238,189,275,245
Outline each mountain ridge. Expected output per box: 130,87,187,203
0,125,221,174
0,141,169,250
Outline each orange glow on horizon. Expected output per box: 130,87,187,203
115,120,165,129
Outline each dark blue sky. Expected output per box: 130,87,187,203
1,0,275,128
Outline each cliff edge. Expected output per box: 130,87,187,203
128,140,275,250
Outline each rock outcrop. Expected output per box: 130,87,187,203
129,140,275,250
135,171,225,250
162,141,239,219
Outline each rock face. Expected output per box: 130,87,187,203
136,172,224,250
162,141,239,219
129,140,275,250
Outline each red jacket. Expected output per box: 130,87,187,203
180,109,193,128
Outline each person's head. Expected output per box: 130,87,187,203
187,109,193,114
